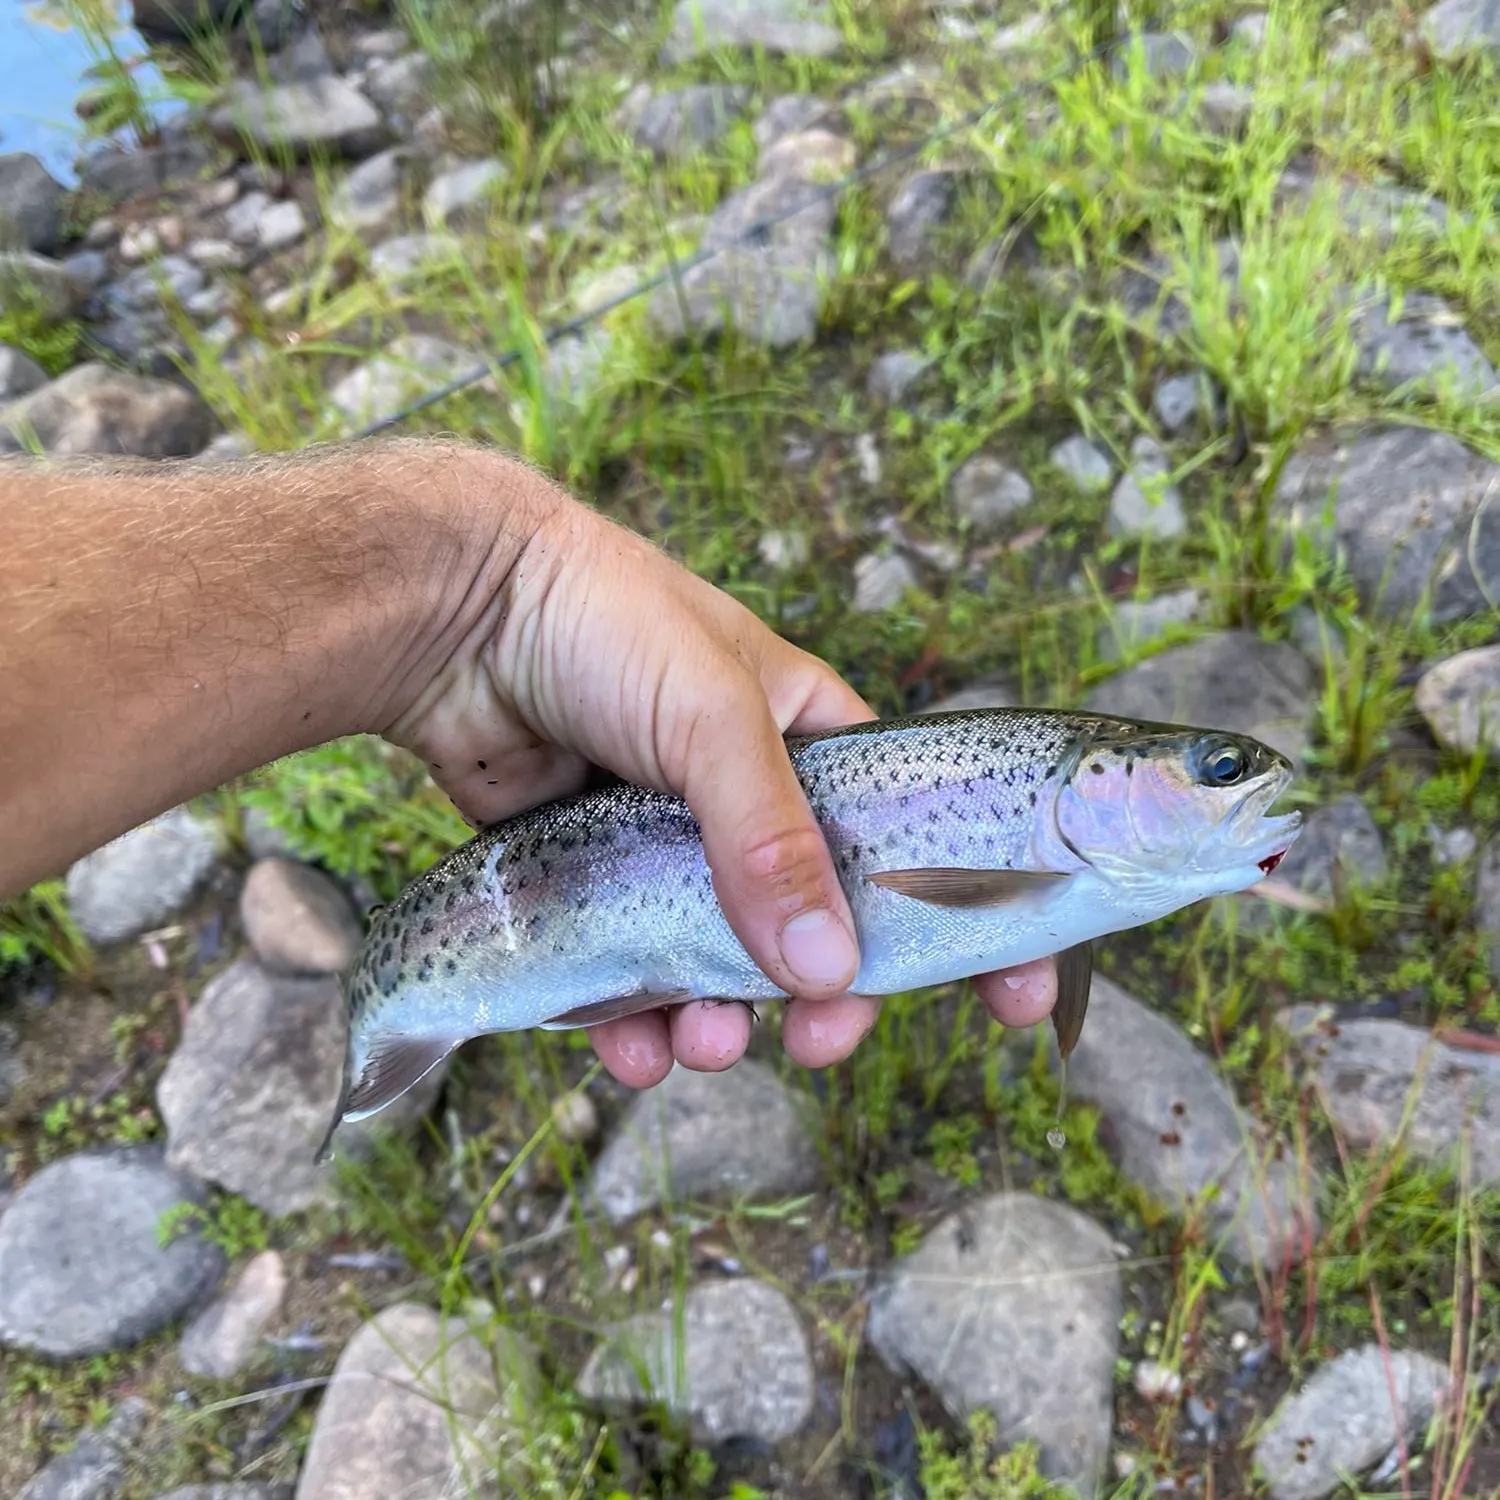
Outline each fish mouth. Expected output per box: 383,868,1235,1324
1227,766,1302,874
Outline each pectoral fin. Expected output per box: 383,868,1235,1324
1050,942,1094,1060
540,988,693,1029
866,867,1070,908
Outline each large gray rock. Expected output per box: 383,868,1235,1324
157,957,445,1215
1271,794,1388,899
647,169,834,348
581,1059,820,1223
866,1194,1121,1494
1279,1004,1500,1186
422,158,505,229
1254,1345,1450,1500
239,859,362,976
1083,629,1315,763
1050,978,1316,1265
884,168,954,271
211,78,388,160
0,251,82,324
622,84,751,158
1276,426,1500,624
64,805,220,943
102,254,206,315
178,1249,287,1379
159,1489,291,1500
0,153,65,252
75,139,213,205
1050,433,1114,494
1,364,216,458
1096,588,1203,662
364,52,436,123
1421,0,1500,58
1353,291,1497,398
578,1279,814,1444
294,1303,538,1500
368,232,461,281
328,334,477,425
0,343,49,401
1275,159,1455,248
662,0,842,61
327,149,406,233
131,0,241,42
949,452,1033,532
1414,646,1500,756
0,1148,225,1358
15,1399,148,1500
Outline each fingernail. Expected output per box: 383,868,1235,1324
779,908,857,989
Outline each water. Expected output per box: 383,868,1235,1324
1,0,179,186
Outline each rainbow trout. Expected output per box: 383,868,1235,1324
318,708,1300,1156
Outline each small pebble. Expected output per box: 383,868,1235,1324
551,1089,599,1145
1134,1359,1183,1401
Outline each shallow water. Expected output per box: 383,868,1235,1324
1,0,177,186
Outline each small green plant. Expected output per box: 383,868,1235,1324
926,1115,982,1186
159,1194,271,1258
0,880,91,978
916,1410,1059,1499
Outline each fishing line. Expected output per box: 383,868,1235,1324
346,26,1125,440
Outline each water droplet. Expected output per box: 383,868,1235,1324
1046,1127,1066,1150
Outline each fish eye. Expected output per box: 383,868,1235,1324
1201,741,1249,786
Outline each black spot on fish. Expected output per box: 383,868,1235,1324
1089,762,1104,775
477,759,488,770
487,780,498,786
439,936,451,950
445,959,457,975
445,893,457,912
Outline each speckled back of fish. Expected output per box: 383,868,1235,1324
321,707,1300,1153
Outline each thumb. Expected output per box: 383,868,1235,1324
675,675,860,1001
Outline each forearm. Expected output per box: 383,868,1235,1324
0,438,552,899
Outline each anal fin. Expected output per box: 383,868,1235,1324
1050,942,1094,1060
866,867,1070,908
343,1035,461,1123
540,988,693,1030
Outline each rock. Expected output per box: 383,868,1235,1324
157,957,445,1215
922,676,1018,713
581,1059,820,1222
63,249,110,295
1352,291,1497,398
662,0,842,62
1275,158,1452,247
159,1488,291,1500
368,231,461,280
1279,1004,1500,1186
537,329,613,408
646,169,833,348
257,199,307,250
103,255,206,315
225,189,273,245
1327,29,1372,61
328,149,405,233
867,348,928,406
1096,587,1203,661
0,251,81,323
758,128,855,184
1153,371,1220,435
294,1302,538,1500
178,1250,287,1379
992,12,1048,50
329,334,476,425
15,1399,149,1500
239,859,362,975
1050,433,1114,494
1198,81,1255,135
85,314,185,378
1275,426,1500,624
1083,630,1315,763
423,158,505,229
866,1194,1121,1493
758,529,810,569
63,805,220,942
188,238,243,271
130,0,239,42
0,1148,224,1357
754,93,835,148
0,1022,22,1107
1231,11,1268,47
1420,0,1500,58
579,1279,813,1444
853,550,919,612
1476,840,1500,978
884,168,953,271
622,84,750,158
1114,29,1197,77
1415,646,1500,755
75,139,212,206
0,343,48,401
211,78,388,161
1117,238,1241,342
949,453,1033,531
365,52,435,122
1052,978,1316,1265
0,153,65,252
551,1089,599,1145
1253,1344,1450,1500
1272,795,1388,899
264,25,333,83
1108,434,1186,539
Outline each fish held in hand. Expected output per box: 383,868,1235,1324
318,708,1300,1156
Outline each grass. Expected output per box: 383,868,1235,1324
3,0,1500,1493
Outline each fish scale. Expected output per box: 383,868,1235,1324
319,707,1301,1156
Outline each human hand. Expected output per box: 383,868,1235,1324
383,456,1059,1089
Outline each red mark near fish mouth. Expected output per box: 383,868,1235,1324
1258,850,1287,876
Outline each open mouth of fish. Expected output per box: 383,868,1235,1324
1230,767,1302,878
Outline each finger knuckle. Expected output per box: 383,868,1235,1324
740,823,837,916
